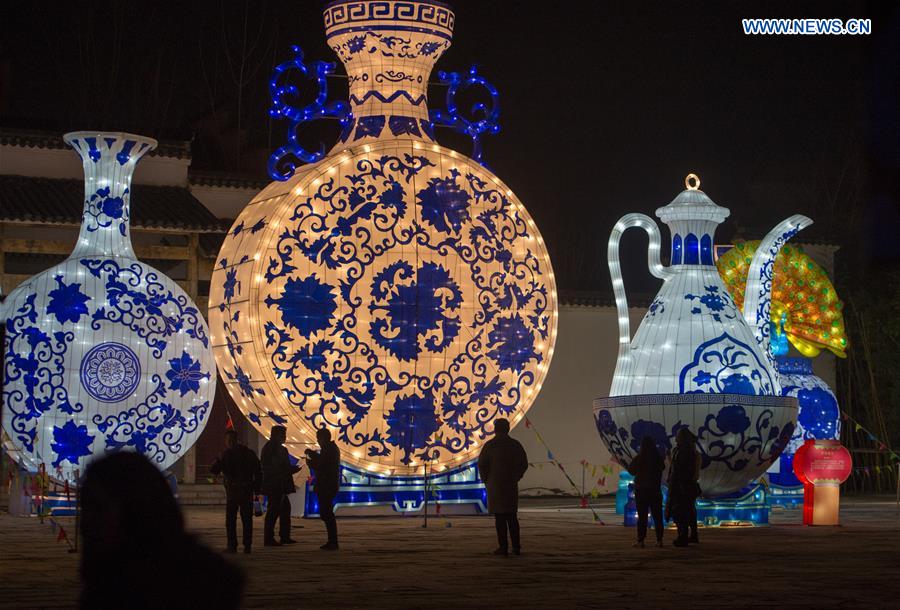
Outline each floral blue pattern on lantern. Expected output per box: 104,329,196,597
51,421,95,468
46,276,91,325
265,275,338,339
166,351,211,397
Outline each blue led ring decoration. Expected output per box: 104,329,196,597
268,45,351,181
430,65,501,165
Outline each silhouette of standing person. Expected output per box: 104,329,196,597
627,436,665,548
79,452,244,609
667,428,701,547
210,429,262,553
305,428,342,550
478,418,528,556
261,425,301,546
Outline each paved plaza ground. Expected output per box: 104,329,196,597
2,496,899,609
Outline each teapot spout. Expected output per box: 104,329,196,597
742,214,814,361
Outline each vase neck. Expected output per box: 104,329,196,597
64,132,157,259
324,0,454,147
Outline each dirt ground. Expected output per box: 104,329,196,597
2,496,899,609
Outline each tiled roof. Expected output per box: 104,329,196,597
559,290,654,308
0,127,191,159
0,175,224,232
189,170,268,190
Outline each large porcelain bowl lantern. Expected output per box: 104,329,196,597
2,133,215,481
593,175,809,496
210,0,557,476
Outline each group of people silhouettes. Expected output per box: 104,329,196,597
210,424,341,553
213,418,532,557
626,427,701,548
75,416,712,607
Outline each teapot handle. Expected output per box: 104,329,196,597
608,214,674,351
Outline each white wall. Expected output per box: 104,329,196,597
190,184,260,221
515,305,644,496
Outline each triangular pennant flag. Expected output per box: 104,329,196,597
57,527,67,543
226,415,235,431
579,497,588,508
524,418,532,428
547,451,554,461
591,465,597,478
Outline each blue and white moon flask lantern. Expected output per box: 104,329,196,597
210,0,558,477
593,174,809,496
2,132,216,482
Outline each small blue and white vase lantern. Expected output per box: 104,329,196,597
210,0,557,477
594,175,810,496
767,356,841,488
2,132,215,482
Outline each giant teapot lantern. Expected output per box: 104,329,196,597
594,174,809,496
2,132,215,482
210,0,557,476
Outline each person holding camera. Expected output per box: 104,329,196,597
210,429,262,554
305,428,341,550
261,425,301,547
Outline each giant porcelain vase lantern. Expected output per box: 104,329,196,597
593,175,809,496
2,133,215,481
210,0,557,476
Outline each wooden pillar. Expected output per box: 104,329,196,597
187,233,199,301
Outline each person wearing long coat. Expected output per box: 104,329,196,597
305,428,342,550
477,418,528,556
260,425,301,546
627,436,665,547
210,429,262,553
667,428,701,547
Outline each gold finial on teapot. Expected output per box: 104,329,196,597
685,173,701,191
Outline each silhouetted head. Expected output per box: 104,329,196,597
79,452,246,609
225,429,237,449
80,452,184,562
271,425,287,444
316,427,331,445
494,418,510,437
676,427,695,447
639,435,658,456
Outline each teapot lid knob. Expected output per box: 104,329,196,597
685,173,701,191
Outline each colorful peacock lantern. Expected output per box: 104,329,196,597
716,242,847,359
717,241,846,493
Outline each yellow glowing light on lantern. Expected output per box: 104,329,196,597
716,240,848,358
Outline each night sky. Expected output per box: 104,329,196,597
2,0,898,294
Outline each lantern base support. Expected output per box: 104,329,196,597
767,481,804,509
303,460,488,518
696,483,769,526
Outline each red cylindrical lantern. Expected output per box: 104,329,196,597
793,439,852,525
